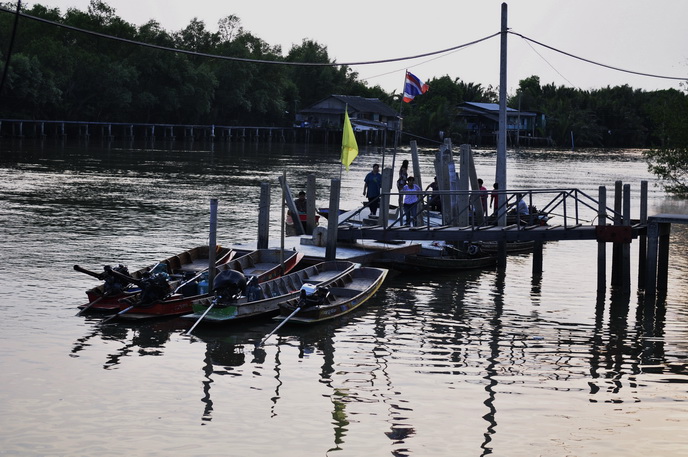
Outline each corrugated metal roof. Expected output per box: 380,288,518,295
302,95,399,117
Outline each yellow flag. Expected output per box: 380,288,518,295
341,109,358,171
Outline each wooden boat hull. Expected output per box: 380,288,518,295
78,246,234,312
479,240,535,254
376,252,497,272
182,260,358,323
276,267,388,324
115,249,304,320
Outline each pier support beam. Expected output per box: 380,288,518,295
637,181,648,288
611,181,623,287
257,183,270,249
325,179,341,261
621,183,632,295
208,198,218,290
597,186,607,296
306,174,316,235
532,239,543,275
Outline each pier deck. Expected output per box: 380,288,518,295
335,222,644,244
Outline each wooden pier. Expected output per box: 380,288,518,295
0,119,393,146
644,213,688,304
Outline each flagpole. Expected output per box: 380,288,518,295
392,70,408,176
340,104,347,181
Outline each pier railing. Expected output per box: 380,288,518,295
341,187,627,231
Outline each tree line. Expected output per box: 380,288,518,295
1,1,687,152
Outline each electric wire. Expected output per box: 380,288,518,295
1,6,685,83
509,31,687,82
0,7,499,67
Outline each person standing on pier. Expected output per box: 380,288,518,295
363,163,382,217
396,160,409,210
295,191,307,214
490,182,499,216
402,176,421,226
478,178,488,218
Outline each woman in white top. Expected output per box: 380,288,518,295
402,176,421,226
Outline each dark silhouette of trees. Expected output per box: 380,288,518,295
1,0,687,183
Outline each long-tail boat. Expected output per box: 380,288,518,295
75,245,234,313
105,249,305,320
182,260,357,326
274,266,388,325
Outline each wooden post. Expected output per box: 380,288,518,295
381,167,393,229
410,141,424,227
611,180,623,286
622,184,631,294
257,182,270,249
638,181,648,289
464,144,484,226
644,219,658,305
325,179,341,261
306,174,316,235
458,144,471,226
657,223,671,295
410,140,423,189
279,174,305,235
597,186,607,296
208,198,218,290
532,239,543,276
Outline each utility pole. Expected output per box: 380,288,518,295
496,2,508,227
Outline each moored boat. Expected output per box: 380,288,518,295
274,267,388,325
75,245,235,312
479,240,536,254
183,260,358,324
378,251,497,272
110,249,304,320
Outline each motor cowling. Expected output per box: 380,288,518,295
102,264,131,296
213,269,247,303
137,272,170,305
298,283,330,308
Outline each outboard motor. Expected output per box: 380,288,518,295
298,283,331,308
213,269,247,303
245,276,263,301
102,264,131,296
137,272,170,305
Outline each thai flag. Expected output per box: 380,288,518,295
403,71,429,103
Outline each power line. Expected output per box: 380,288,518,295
0,7,499,67
2,6,686,83
510,31,687,82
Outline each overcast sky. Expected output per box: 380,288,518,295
24,0,688,95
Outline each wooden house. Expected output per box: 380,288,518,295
296,95,400,132
455,102,551,147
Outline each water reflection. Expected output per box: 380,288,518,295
70,318,181,369
6,141,688,455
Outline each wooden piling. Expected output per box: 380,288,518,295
381,167,393,229
657,223,671,295
208,198,218,290
611,180,623,286
325,179,341,260
597,186,607,295
621,184,631,294
458,144,470,226
279,174,304,235
638,181,648,288
532,239,543,276
306,174,316,235
257,182,270,249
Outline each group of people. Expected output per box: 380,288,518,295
362,160,422,226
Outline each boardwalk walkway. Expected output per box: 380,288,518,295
336,222,644,244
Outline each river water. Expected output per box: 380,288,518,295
0,139,686,457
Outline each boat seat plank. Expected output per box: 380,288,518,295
178,258,211,272
308,269,348,284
